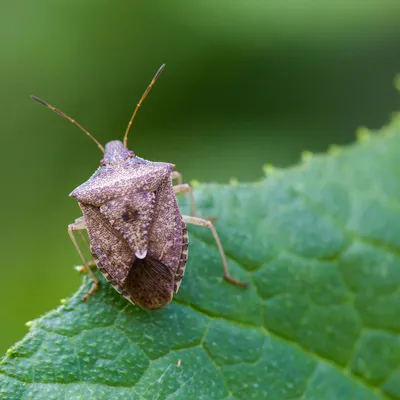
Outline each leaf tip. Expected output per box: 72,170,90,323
262,163,277,176
190,179,201,188
386,112,400,135
301,150,313,163
25,320,34,328
73,265,86,274
328,144,342,156
229,177,239,186
394,73,400,92
356,126,371,144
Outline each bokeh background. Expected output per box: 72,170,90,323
1,1,400,354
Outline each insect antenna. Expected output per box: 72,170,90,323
31,95,105,153
123,64,166,148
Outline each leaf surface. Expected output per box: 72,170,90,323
1,123,400,399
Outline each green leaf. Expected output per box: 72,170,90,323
2,121,400,400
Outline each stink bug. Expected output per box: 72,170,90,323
32,64,246,311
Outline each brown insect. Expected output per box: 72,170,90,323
32,64,246,311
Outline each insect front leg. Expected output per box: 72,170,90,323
173,184,197,216
173,181,216,221
182,215,247,288
171,170,196,215
171,171,217,219
171,170,183,185
68,216,100,301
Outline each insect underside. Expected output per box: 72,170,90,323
32,64,246,311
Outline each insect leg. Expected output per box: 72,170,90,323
181,215,247,288
75,230,96,270
171,171,183,185
68,217,100,301
74,259,96,274
173,184,197,216
77,230,90,252
70,217,96,272
172,176,215,220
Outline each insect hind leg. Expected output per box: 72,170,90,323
182,215,247,288
68,217,100,301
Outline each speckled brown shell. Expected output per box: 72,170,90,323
71,150,189,311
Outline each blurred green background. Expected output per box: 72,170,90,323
1,1,400,354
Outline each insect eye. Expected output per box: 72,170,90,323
100,159,106,166
129,150,135,158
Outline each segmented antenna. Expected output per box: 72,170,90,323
123,64,165,147
31,95,105,153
